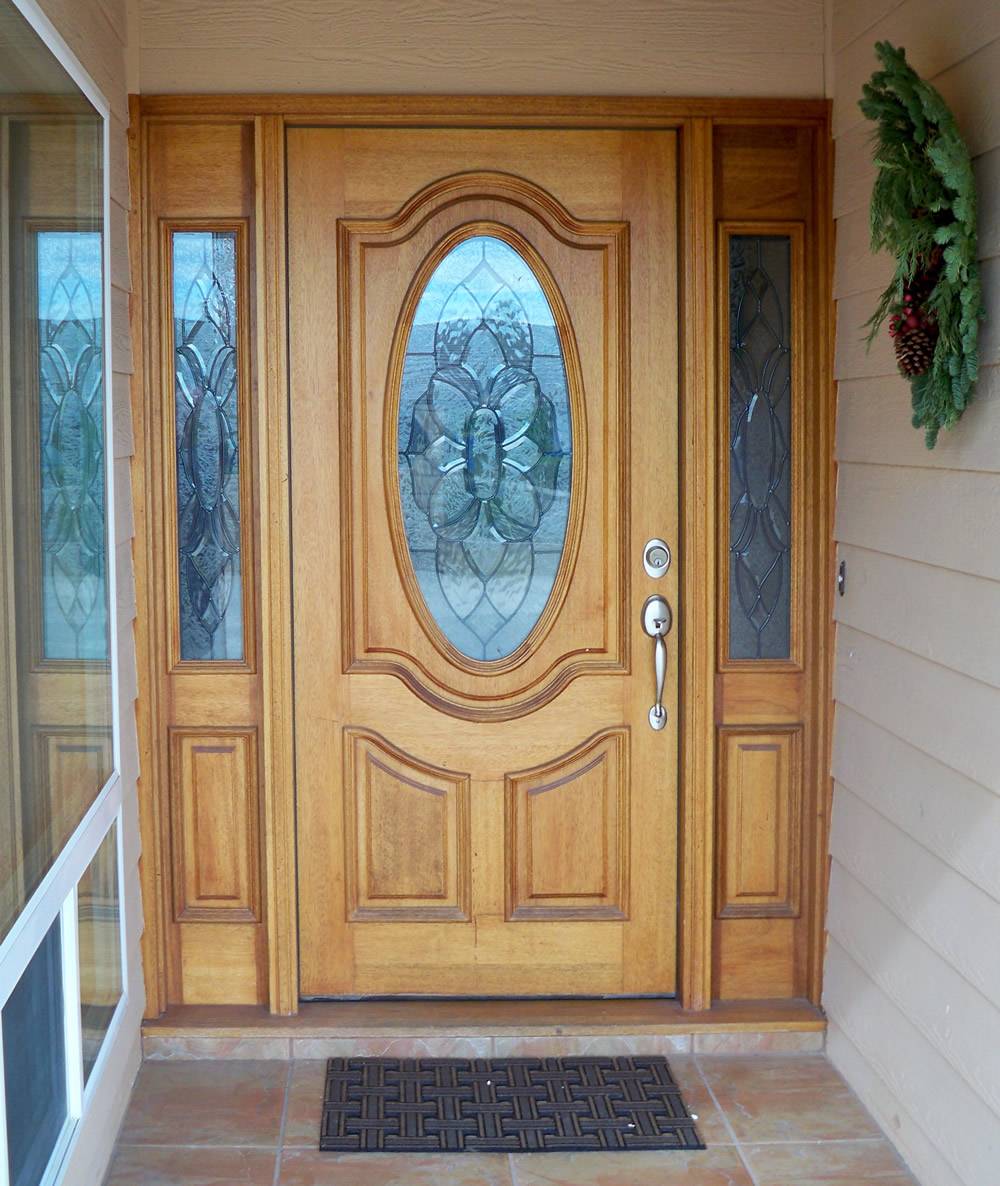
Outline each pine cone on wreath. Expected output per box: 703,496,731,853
888,249,942,378
893,320,937,377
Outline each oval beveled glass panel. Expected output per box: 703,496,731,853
398,235,572,662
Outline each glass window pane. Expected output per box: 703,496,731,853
398,235,572,661
78,824,122,1083
172,230,244,662
37,229,107,662
728,235,792,661
2,920,67,1186
0,5,112,943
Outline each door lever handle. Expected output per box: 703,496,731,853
641,595,672,731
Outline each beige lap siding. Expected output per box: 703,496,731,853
826,4,1000,1185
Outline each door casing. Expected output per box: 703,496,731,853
129,96,835,1018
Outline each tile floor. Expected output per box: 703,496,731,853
105,1054,921,1185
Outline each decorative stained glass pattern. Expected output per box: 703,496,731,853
728,235,792,661
399,235,571,662
36,230,108,661
172,230,243,661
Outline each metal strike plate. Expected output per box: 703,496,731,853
643,538,671,579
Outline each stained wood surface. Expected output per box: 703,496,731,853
136,119,267,1007
289,126,680,997
716,728,802,918
709,118,832,1005
142,996,827,1037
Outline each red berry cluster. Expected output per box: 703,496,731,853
888,289,925,338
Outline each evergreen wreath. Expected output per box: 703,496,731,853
860,41,984,447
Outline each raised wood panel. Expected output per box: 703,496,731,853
506,729,629,921
344,729,470,922
716,728,802,919
32,728,114,858
169,728,261,922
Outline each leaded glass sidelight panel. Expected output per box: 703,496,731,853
36,229,108,661
172,230,244,662
398,235,572,662
728,235,793,661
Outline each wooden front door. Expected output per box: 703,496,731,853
288,128,678,997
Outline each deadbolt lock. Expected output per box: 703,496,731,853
643,538,671,578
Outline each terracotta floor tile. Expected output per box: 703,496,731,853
118,1060,289,1147
278,1149,515,1184
105,1146,277,1185
667,1057,732,1146
283,1060,328,1147
742,1138,919,1185
509,1147,753,1185
696,1056,883,1143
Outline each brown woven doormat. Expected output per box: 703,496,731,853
320,1055,705,1153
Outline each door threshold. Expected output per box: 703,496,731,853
142,997,826,1059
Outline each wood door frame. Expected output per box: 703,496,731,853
130,95,834,1017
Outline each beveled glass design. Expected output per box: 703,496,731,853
3,921,67,1186
399,235,571,662
728,235,792,661
78,823,122,1083
37,230,107,661
172,230,244,661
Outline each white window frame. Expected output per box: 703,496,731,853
0,3,128,1185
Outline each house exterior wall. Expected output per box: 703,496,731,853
826,5,1000,1185
133,0,828,96
33,1,145,1182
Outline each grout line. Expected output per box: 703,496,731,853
115,1142,281,1150
736,1136,889,1146
272,1060,294,1186
693,1056,762,1185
